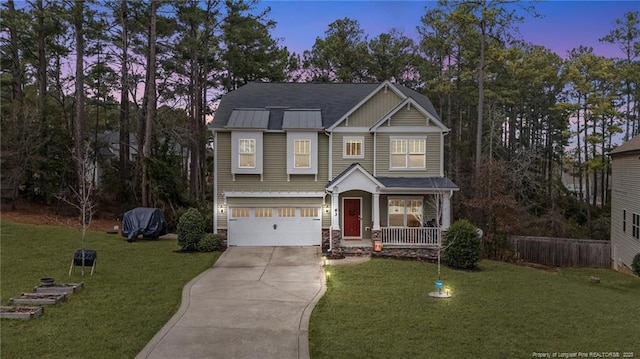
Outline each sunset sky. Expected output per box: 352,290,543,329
257,1,640,59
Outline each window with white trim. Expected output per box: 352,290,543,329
294,139,311,168
238,139,256,168
286,132,317,175
343,137,364,158
388,199,423,227
632,213,639,240
390,138,425,169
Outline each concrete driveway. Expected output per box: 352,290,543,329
136,247,325,359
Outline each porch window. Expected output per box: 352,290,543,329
294,139,311,168
390,138,425,169
238,139,256,168
388,199,423,227
344,137,364,158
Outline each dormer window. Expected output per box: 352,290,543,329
238,139,256,168
294,139,311,168
287,132,318,177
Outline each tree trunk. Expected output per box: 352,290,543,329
141,0,158,207
73,0,86,187
475,16,486,179
37,0,46,121
119,0,131,196
7,0,22,111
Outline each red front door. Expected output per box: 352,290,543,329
343,198,361,238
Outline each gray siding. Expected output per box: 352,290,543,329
375,133,441,177
611,153,640,269
338,89,401,128
332,133,375,177
216,131,329,229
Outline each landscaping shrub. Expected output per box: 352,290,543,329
443,219,482,270
198,233,225,252
632,253,640,276
177,208,205,251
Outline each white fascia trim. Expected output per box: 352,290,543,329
370,97,450,132
331,127,371,133
224,191,326,198
375,127,445,133
327,81,406,131
381,188,460,194
326,164,385,191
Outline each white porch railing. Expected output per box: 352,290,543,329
381,227,441,247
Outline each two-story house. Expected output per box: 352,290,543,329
609,135,640,271
211,81,458,251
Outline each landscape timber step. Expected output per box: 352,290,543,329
10,293,66,305
0,306,43,319
34,282,83,294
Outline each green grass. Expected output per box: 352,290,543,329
310,258,640,359
0,219,219,358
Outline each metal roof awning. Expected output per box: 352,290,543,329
282,110,323,130
226,109,270,129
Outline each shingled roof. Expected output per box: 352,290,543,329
211,82,440,130
609,135,640,156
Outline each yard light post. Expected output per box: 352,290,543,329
429,238,451,298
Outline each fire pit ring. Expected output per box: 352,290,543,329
40,277,55,286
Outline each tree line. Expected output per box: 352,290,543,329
1,0,638,239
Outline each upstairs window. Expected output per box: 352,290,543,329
294,139,311,168
344,137,364,158
238,139,256,168
390,138,425,169
633,213,640,240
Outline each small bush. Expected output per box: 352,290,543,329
177,208,205,251
443,219,482,270
198,233,225,252
632,253,640,276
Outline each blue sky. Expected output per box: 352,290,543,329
258,1,640,59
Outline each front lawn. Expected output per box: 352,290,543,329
0,219,219,358
310,258,640,358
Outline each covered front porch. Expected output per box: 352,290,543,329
324,164,458,251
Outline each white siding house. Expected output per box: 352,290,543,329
609,135,640,271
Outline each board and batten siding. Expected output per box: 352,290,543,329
610,152,640,269
375,132,441,177
331,132,375,177
386,106,430,127
216,131,330,229
337,88,401,128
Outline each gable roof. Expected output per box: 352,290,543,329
211,82,441,131
609,135,640,156
369,97,449,132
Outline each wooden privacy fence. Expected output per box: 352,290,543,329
507,236,611,268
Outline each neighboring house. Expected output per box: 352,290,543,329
609,135,640,271
211,81,458,250
86,131,139,187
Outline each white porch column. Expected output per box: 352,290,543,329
441,191,452,230
372,191,381,230
331,191,340,230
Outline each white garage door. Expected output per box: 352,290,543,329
228,206,321,246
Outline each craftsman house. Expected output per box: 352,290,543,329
609,135,640,271
210,81,458,251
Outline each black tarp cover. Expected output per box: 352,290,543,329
121,207,168,241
